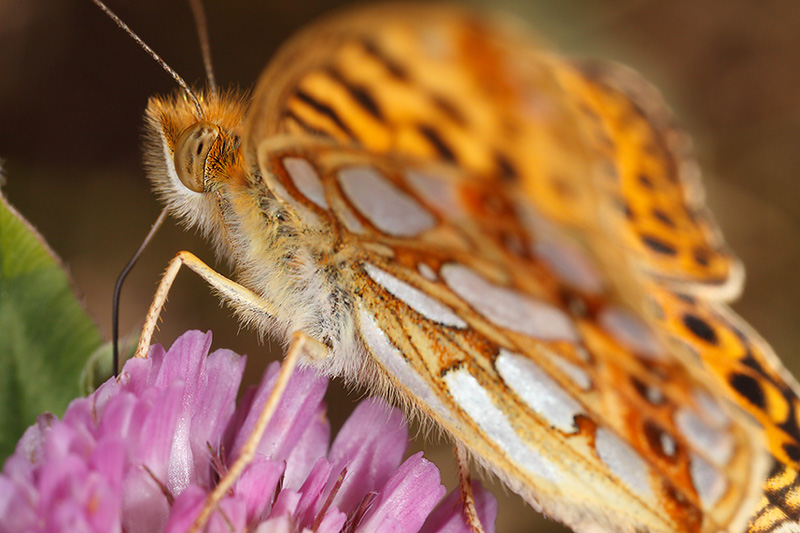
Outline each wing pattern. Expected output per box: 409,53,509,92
226,5,800,532
251,137,766,532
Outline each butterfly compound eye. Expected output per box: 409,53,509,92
174,121,221,193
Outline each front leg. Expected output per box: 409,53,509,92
135,250,280,359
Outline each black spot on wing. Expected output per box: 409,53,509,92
360,39,410,81
643,420,677,461
693,247,710,267
784,443,800,462
430,93,467,126
418,124,456,162
494,152,519,181
740,352,766,374
682,313,718,344
325,66,384,121
641,235,677,256
638,173,655,189
294,89,356,139
284,110,334,139
348,85,383,121
631,377,665,405
652,208,676,228
616,198,635,219
730,372,766,409
778,397,800,443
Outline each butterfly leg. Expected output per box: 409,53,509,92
134,250,280,359
136,252,331,530
455,443,486,533
190,331,321,532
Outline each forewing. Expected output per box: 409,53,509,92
243,4,741,297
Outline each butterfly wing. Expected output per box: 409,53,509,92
550,60,743,299
243,4,740,297
238,5,798,531
550,62,800,532
248,135,765,532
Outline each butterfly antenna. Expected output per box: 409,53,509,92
187,0,217,92
89,0,204,117
112,208,169,375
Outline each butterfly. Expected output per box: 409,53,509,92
132,3,800,532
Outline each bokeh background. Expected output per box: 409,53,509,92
1,1,799,531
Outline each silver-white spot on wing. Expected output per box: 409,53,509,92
675,409,734,465
689,453,726,509
693,389,731,429
598,307,664,360
543,349,592,391
496,349,585,433
266,165,324,228
364,263,466,329
418,263,438,282
283,157,328,209
338,166,436,236
441,263,579,342
443,367,560,483
595,428,655,500
642,383,665,404
770,523,800,533
357,307,453,422
660,432,677,457
535,241,604,295
575,346,591,362
405,169,464,218
335,200,364,234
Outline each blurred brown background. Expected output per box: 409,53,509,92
1,1,799,531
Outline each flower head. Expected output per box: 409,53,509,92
0,330,496,532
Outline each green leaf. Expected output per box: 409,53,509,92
0,190,103,459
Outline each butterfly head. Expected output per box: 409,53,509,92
143,89,249,248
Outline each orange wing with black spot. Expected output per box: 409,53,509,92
246,5,741,296
235,5,800,532
553,61,743,299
